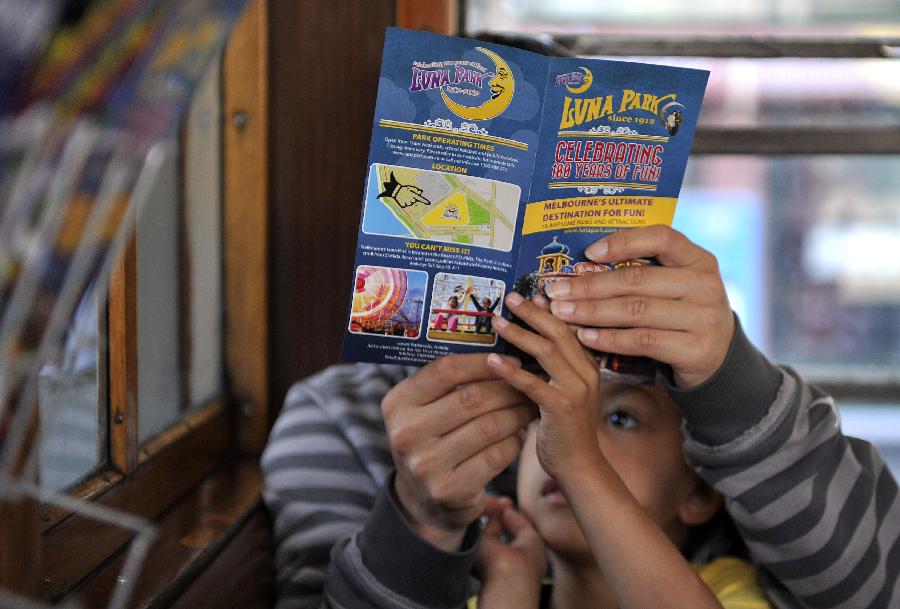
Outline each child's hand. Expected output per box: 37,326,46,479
487,293,603,483
543,225,735,389
475,496,546,609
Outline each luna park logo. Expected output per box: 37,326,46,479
557,66,686,136
555,66,593,94
408,47,515,121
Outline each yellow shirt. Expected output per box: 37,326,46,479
695,557,773,609
469,556,772,609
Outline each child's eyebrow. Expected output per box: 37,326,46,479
599,383,669,414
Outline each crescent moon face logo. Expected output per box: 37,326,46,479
440,47,515,121
658,100,686,135
566,67,593,94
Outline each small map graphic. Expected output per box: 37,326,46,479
362,163,520,252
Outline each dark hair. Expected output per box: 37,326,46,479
682,507,749,564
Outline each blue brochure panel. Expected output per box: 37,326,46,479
342,28,708,367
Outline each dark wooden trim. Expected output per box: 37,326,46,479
0,495,41,598
693,126,900,155
223,0,270,454
39,470,124,533
41,401,229,600
397,0,457,35
548,35,900,58
166,506,272,609
108,237,139,474
73,459,266,609
138,398,225,464
268,0,395,399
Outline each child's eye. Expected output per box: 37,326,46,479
606,410,638,429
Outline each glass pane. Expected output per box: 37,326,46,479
136,145,182,444
466,0,900,36
38,285,104,492
136,53,223,444
675,155,900,383
184,53,223,409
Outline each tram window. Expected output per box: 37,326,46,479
675,155,900,378
36,55,225,490
2,1,269,602
465,0,900,476
134,57,224,443
465,0,900,34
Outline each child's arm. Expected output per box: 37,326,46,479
488,296,724,609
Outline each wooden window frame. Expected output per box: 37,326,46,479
0,0,270,603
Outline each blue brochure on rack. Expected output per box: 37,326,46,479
342,28,709,369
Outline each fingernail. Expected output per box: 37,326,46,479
505,292,523,306
492,316,509,329
579,328,599,344
487,353,505,366
533,293,548,307
550,301,575,316
586,240,609,261
544,280,570,298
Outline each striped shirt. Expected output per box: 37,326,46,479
262,324,900,609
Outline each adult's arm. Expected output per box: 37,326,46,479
261,364,479,609
670,323,900,609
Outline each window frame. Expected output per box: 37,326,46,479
0,0,270,602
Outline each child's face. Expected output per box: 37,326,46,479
449,297,459,308
516,379,707,558
482,298,491,307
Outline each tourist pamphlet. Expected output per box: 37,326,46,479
342,27,708,375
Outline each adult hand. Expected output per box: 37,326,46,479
475,496,547,609
544,225,734,389
382,354,536,551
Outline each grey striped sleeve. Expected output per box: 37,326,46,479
262,363,409,609
262,363,479,609
678,329,900,609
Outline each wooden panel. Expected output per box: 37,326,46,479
166,508,272,609
396,0,458,34
224,0,270,453
74,461,267,609
109,237,139,473
39,470,124,533
41,402,229,600
269,0,395,405
0,496,40,597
